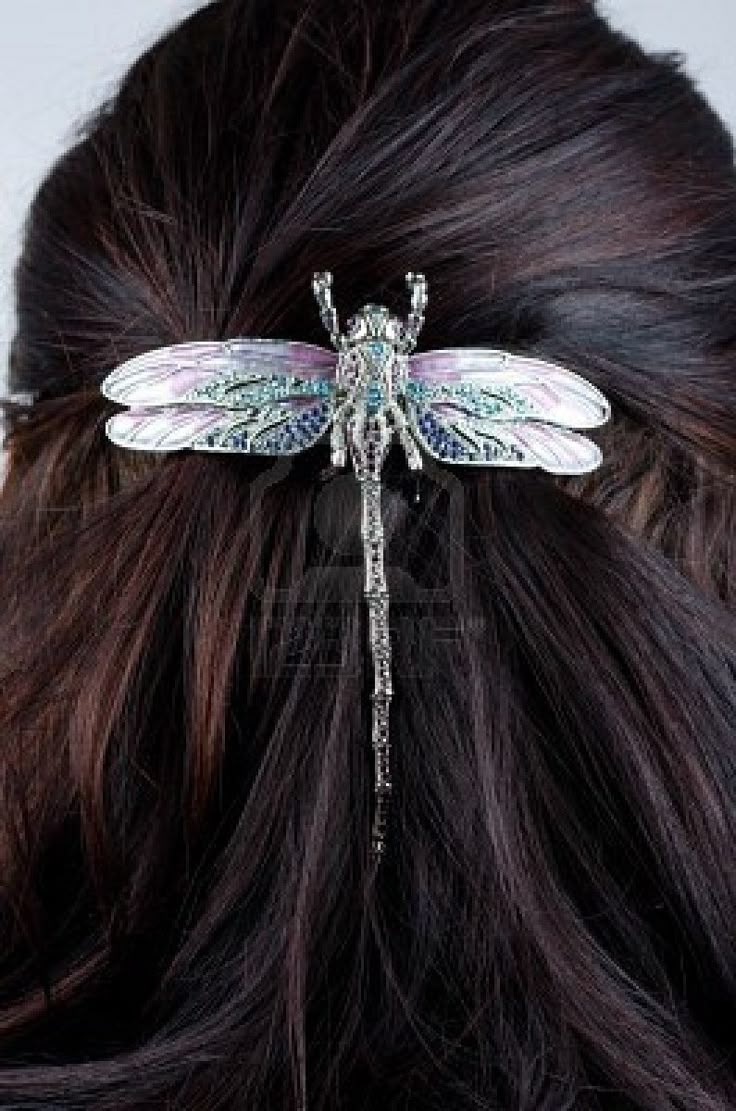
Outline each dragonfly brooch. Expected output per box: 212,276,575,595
101,272,611,862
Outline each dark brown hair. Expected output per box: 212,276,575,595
1,1,735,1107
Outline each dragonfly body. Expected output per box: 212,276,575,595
328,299,422,477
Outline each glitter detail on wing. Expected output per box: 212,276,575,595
105,396,335,455
408,348,610,429
101,339,337,407
405,400,603,475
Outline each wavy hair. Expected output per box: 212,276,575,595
1,1,735,1107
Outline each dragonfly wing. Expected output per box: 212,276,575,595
106,395,335,455
101,339,338,408
405,399,603,474
407,348,609,430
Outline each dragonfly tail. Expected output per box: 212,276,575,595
360,471,393,863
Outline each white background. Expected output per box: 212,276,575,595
0,0,734,394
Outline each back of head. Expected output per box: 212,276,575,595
1,1,735,1108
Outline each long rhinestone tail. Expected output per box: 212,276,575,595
360,473,392,860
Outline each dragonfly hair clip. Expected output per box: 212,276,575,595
101,272,611,862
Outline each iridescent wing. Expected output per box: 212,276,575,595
404,348,610,474
101,339,338,454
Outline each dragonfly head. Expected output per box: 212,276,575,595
345,303,403,346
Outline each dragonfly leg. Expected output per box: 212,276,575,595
330,398,353,468
372,408,395,474
386,401,423,471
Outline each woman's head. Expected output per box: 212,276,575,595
1,1,735,1108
